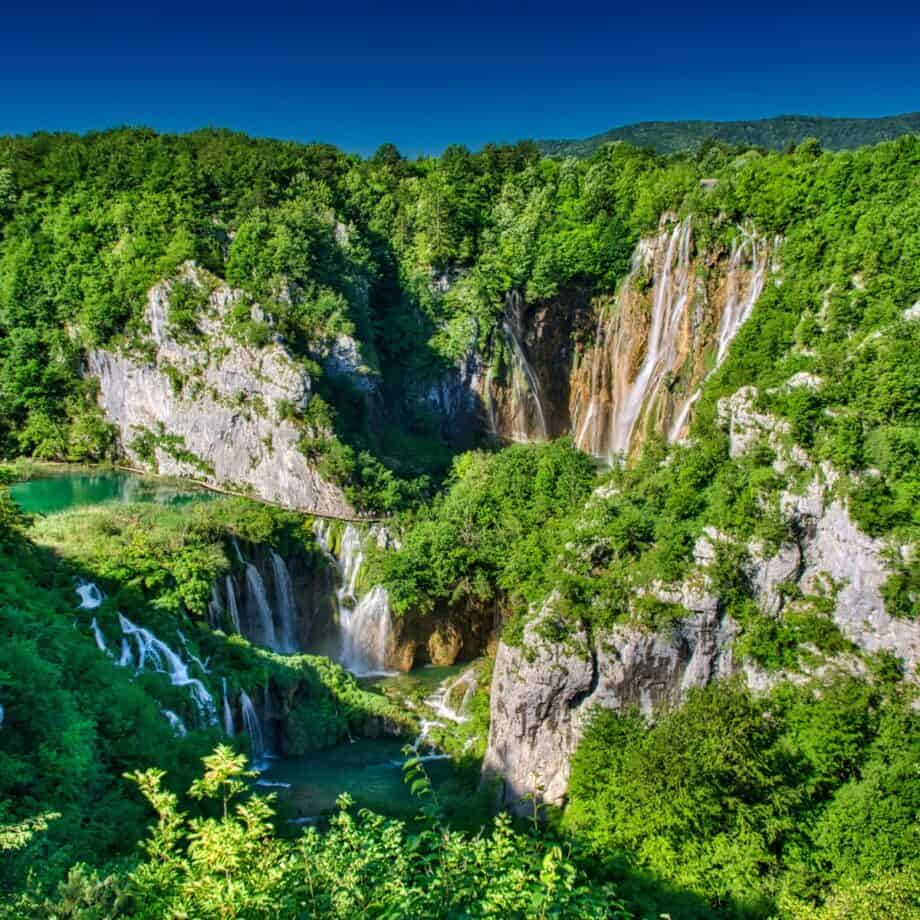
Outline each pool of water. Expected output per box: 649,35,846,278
10,470,212,516
258,737,461,823
360,663,468,698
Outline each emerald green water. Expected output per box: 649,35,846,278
10,471,211,515
259,738,461,823
263,666,477,826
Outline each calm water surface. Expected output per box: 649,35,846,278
10,471,212,515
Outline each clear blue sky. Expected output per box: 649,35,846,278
3,1,919,156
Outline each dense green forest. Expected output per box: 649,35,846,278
1,128,919,917
538,112,920,157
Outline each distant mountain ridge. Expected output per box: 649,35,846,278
538,112,920,157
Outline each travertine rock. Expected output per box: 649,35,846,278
88,265,352,517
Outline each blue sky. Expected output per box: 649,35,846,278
3,1,919,156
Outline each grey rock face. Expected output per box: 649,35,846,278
88,266,352,517
485,386,920,812
483,602,736,813
420,350,488,444
321,334,378,393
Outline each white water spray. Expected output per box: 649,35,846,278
315,522,394,676
240,689,266,769
118,612,217,725
90,618,109,655
77,582,103,610
270,549,298,654
245,564,277,651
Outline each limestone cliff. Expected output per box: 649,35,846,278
87,265,352,517
483,384,920,812
424,218,780,456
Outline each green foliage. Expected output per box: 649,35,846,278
102,747,627,919
376,438,596,615
537,113,920,157
565,679,920,917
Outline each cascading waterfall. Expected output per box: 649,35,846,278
610,218,692,456
269,549,298,654
162,709,188,737
79,579,219,729
409,668,479,762
77,581,103,610
90,618,109,654
225,575,241,634
315,522,394,676
669,227,774,443
177,629,210,675
340,585,392,676
501,292,548,441
573,219,778,457
222,677,235,737
426,668,477,724
207,584,223,629
338,524,364,601
668,389,701,443
118,612,217,724
245,563,278,651
240,689,266,769
118,637,134,668
715,229,773,362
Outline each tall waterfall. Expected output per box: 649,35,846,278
315,522,394,676
572,219,777,458
341,585,392,676
245,563,278,652
118,612,217,724
225,575,241,634
240,689,265,769
270,549,298,654
715,229,773,362
222,677,235,737
502,291,548,442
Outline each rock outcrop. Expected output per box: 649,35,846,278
88,265,352,517
482,600,736,812
419,219,781,456
483,384,920,812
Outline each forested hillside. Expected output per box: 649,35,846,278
538,112,920,157
1,129,918,918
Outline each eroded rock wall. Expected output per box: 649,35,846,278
88,265,352,517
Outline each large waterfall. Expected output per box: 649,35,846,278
270,549,298,654
315,522,394,676
341,586,392,675
245,563,278,651
502,291,548,442
572,219,778,458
